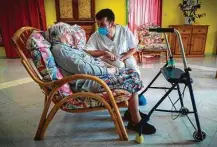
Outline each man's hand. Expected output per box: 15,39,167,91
120,48,136,62
104,51,117,61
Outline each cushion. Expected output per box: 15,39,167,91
45,23,86,50
61,89,131,110
138,23,166,50
26,31,73,97
70,24,86,50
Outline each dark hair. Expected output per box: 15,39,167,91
95,8,115,22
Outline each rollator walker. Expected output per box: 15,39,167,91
136,28,206,143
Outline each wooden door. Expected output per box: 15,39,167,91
174,34,191,55
189,34,206,55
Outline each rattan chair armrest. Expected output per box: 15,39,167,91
53,74,117,104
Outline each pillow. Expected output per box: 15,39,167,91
45,23,86,50
70,24,86,50
26,31,73,97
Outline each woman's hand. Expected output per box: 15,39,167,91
104,51,117,61
107,67,117,74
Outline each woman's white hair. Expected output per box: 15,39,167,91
46,22,72,43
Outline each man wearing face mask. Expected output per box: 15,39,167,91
85,8,148,107
85,8,140,75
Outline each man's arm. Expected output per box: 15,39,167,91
119,27,138,61
120,48,137,61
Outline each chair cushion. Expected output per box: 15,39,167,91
26,31,73,97
59,89,131,110
70,24,86,50
137,23,167,50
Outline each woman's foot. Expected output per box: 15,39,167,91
139,94,147,106
127,120,156,135
123,110,149,121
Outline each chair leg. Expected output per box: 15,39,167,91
34,91,57,140
104,100,128,141
35,97,64,140
44,95,47,107
34,112,47,140
37,103,64,140
109,110,125,140
114,110,128,141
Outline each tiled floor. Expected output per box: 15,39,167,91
0,56,217,147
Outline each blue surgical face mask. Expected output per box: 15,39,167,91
98,27,109,36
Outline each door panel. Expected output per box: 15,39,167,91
190,34,206,55
174,34,191,55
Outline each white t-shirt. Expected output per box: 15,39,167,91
85,25,138,58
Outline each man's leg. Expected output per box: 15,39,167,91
124,56,141,76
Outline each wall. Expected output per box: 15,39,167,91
44,0,57,27
162,0,217,55
0,47,5,57
95,0,126,26
44,0,127,27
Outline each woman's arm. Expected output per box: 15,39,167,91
85,50,106,57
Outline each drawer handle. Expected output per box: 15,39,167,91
198,30,201,32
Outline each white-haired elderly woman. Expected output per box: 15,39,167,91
48,22,156,135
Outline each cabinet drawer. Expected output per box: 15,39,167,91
176,28,192,34
193,28,207,34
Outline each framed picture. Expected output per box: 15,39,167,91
0,28,3,46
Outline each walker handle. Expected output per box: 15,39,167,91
149,28,174,33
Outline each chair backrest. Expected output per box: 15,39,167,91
137,23,163,45
11,27,73,98
11,27,43,84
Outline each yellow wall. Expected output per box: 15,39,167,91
95,0,126,26
162,0,217,55
44,0,126,27
44,0,57,27
0,47,5,57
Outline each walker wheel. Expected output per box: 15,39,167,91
193,130,206,141
180,107,189,116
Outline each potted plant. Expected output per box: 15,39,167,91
179,0,206,24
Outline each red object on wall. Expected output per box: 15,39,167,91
0,0,47,58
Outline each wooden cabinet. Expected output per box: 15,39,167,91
169,25,209,57
55,0,95,41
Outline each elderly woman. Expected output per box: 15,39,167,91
48,22,156,135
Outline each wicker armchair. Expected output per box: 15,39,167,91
137,23,168,62
11,27,129,141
